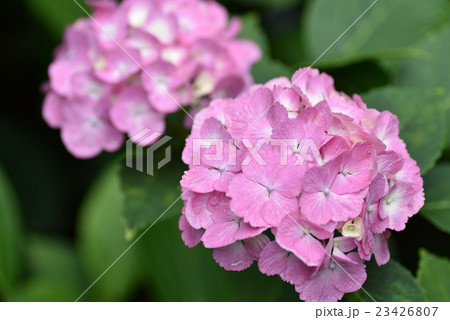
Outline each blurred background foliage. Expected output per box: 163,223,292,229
0,0,449,301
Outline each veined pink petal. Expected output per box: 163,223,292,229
331,252,367,293
296,268,344,302
184,191,228,229
213,241,254,271
300,190,363,225
259,241,290,277
276,216,330,266
244,234,270,260
202,220,239,248
179,215,203,248
227,174,269,228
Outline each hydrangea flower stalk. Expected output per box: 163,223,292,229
179,67,424,302
42,0,261,158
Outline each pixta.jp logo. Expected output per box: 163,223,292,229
126,129,172,176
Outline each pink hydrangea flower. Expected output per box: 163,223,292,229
258,241,314,286
295,237,367,302
42,0,261,158
179,67,424,301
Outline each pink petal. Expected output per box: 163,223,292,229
179,215,204,248
302,161,338,193
180,166,219,193
276,216,328,266
61,123,102,158
273,164,305,197
331,143,376,194
213,171,237,193
226,87,273,138
110,86,165,140
258,241,289,276
327,94,364,123
377,151,404,176
296,268,344,302
332,252,367,293
227,174,268,228
379,183,416,231
244,234,270,260
235,221,266,242
148,89,179,114
320,136,351,164
372,231,391,266
213,241,254,271
300,190,363,225
284,254,314,286
202,220,239,248
184,191,227,229
93,49,140,84
261,192,299,227
42,92,65,128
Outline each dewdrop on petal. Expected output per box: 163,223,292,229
42,0,261,158
179,67,424,302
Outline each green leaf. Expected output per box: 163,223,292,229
271,28,306,66
417,249,450,302
228,0,301,10
391,26,450,150
77,162,143,301
323,61,390,95
420,164,450,234
141,215,298,301
120,155,186,233
303,0,446,67
346,260,425,302
252,58,293,84
11,278,80,302
362,86,446,174
447,104,450,150
27,235,85,289
11,234,86,302
394,26,450,91
238,12,294,84
239,12,270,55
24,0,89,39
433,2,450,31
0,164,23,299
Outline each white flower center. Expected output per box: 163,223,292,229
162,48,184,65
341,217,364,241
94,56,107,70
194,72,215,98
128,7,148,28
146,18,172,44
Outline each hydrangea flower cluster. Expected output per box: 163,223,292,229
42,0,260,158
179,67,424,301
